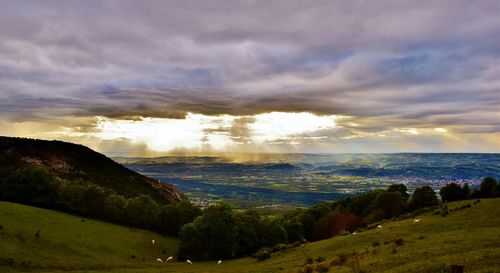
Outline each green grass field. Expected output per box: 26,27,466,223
1,199,499,273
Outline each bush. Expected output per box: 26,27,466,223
256,249,271,261
394,238,404,246
316,256,326,262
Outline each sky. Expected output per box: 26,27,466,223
0,0,499,156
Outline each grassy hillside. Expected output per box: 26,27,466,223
0,136,184,203
1,199,499,272
0,201,179,271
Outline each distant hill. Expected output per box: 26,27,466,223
0,136,184,204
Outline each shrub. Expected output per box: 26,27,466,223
394,238,403,246
316,256,326,262
256,249,271,261
372,241,380,247
316,263,330,272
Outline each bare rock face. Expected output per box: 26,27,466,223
150,179,186,201
0,136,185,204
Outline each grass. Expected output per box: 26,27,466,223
1,199,500,273
0,202,178,271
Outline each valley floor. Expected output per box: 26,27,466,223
1,199,500,273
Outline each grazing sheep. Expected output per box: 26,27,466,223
156,258,163,263
166,256,173,262
151,239,155,245
377,225,382,229
353,232,357,235
218,260,222,265
414,218,421,223
186,259,193,264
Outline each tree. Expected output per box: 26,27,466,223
124,195,160,228
156,199,201,236
103,194,127,223
461,183,471,200
55,180,86,212
0,166,56,206
312,210,361,241
480,177,497,197
492,184,500,198
388,184,409,199
347,190,382,215
440,183,463,202
233,210,262,256
83,185,108,216
283,218,304,243
177,203,238,261
410,186,438,209
258,219,288,247
371,191,407,218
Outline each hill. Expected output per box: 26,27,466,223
0,136,184,203
1,199,499,272
0,201,179,272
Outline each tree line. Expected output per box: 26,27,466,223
0,165,201,237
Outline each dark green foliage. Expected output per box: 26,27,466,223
410,186,438,209
347,190,381,215
178,203,238,260
461,183,471,199
156,199,201,236
0,166,56,206
233,210,262,256
440,183,464,202
124,195,159,228
388,184,409,199
283,218,304,243
371,191,407,218
492,184,500,197
103,194,127,223
258,219,288,247
83,185,107,216
480,177,497,197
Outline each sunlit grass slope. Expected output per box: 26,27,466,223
1,199,499,273
0,201,178,271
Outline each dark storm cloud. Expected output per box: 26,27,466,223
0,0,499,137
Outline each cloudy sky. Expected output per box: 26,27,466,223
1,0,499,155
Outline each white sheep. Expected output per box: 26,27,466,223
156,258,163,263
413,218,421,223
218,260,222,265
352,232,357,235
166,256,173,262
377,225,382,229
186,259,193,264
151,239,155,245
